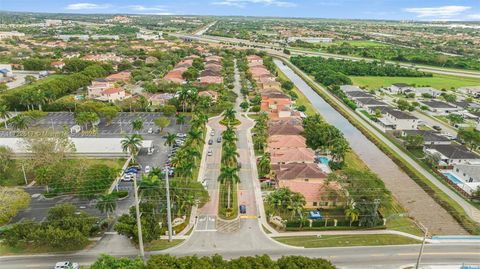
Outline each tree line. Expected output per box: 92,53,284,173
90,254,337,269
291,56,431,87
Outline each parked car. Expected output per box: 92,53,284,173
144,166,151,174
125,167,139,174
217,136,221,143
208,149,213,156
210,130,215,136
201,179,208,189
122,174,132,182
148,128,153,134
208,139,213,145
239,204,246,214
433,125,442,131
55,261,79,269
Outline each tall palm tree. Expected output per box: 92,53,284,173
221,145,239,166
178,87,190,112
121,134,144,161
163,132,176,149
223,108,236,123
186,128,204,148
185,146,201,163
257,152,271,177
96,193,117,219
218,166,240,209
0,104,11,129
10,115,30,130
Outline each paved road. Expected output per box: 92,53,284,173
1,242,479,269
274,59,471,235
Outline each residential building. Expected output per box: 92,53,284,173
198,90,219,102
408,87,442,97
420,100,461,114
261,91,291,112
382,109,419,130
387,83,415,94
354,97,388,108
424,144,480,165
345,91,374,99
246,55,263,65
268,124,304,136
269,147,315,165
402,130,451,145
267,135,306,150
147,93,175,106
96,87,131,102
106,71,131,82
50,61,65,69
457,86,480,98
87,79,114,97
449,164,480,194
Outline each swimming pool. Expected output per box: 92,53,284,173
317,156,330,165
442,172,463,185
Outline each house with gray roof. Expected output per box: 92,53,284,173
425,144,480,166
402,130,451,145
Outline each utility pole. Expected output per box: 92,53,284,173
415,223,428,269
165,167,173,242
21,163,28,185
133,175,145,259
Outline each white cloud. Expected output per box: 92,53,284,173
467,13,480,19
128,5,167,12
66,3,110,10
212,0,296,8
404,5,471,18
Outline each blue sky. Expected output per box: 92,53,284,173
1,0,480,21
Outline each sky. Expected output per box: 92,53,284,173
1,0,480,21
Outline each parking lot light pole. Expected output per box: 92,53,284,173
133,176,145,259
165,167,173,242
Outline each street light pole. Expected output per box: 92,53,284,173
415,223,428,269
133,175,145,259
165,167,173,242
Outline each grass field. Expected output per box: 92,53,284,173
324,40,388,48
273,234,420,248
350,74,480,90
144,239,184,251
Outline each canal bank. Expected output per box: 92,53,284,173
273,58,469,235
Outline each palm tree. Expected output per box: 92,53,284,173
10,115,30,130
186,128,204,148
223,108,236,124
0,104,11,129
131,117,143,134
185,146,201,163
163,132,176,149
176,114,186,131
178,87,190,112
221,145,239,166
139,174,161,200
257,152,271,177
218,166,240,209
344,201,360,227
121,134,144,161
96,193,117,219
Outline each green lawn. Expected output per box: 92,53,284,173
325,40,388,48
273,234,420,248
0,242,85,255
350,74,480,90
144,239,184,251
218,182,238,220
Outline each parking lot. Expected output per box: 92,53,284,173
26,112,173,135
12,181,134,223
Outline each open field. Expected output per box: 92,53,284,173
273,234,420,248
350,74,480,90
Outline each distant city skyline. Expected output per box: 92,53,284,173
1,0,480,21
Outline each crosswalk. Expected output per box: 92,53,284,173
196,215,217,231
